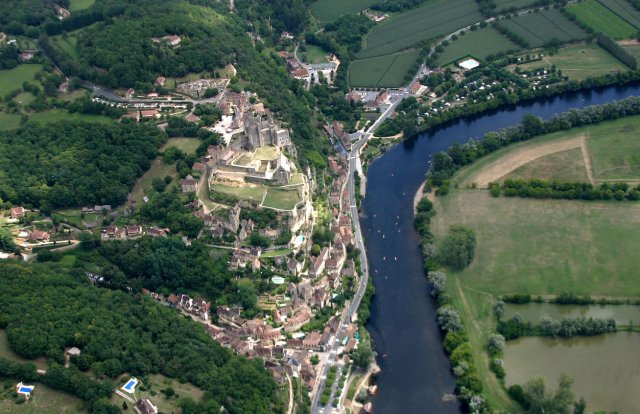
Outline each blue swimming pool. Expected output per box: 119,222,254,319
18,387,33,393
123,379,136,391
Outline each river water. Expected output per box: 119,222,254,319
361,84,640,413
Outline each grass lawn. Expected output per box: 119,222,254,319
26,110,113,125
129,374,203,414
262,248,293,258
503,148,589,182
254,146,279,161
161,137,202,155
301,45,328,64
0,64,43,96
69,0,95,11
51,35,79,59
0,113,22,130
15,92,37,106
500,9,588,48
358,0,482,59
433,191,640,297
129,158,177,205
289,173,304,185
52,211,83,227
587,119,640,181
566,0,637,39
435,28,519,66
0,383,87,414
0,331,48,371
212,183,267,202
456,115,640,187
262,188,302,210
349,50,421,87
310,0,377,22
512,43,628,81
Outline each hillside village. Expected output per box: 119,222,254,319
0,68,366,401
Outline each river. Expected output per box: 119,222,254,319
361,83,640,413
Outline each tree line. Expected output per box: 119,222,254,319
497,314,616,339
427,96,640,187
596,33,637,70
492,179,640,201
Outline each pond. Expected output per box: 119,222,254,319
503,303,640,325
504,332,640,413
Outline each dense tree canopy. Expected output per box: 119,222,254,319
0,261,282,413
0,121,165,210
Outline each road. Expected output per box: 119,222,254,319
310,84,412,413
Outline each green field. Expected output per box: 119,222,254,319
212,183,267,202
587,119,640,181
310,0,377,22
111,374,203,414
500,9,589,47
567,0,637,39
456,114,640,187
0,383,87,414
431,119,640,388
357,0,483,59
434,192,640,297
599,0,640,28
494,0,537,11
512,43,628,81
262,188,302,210
69,0,95,11
51,34,79,59
0,112,22,130
15,92,37,106
349,50,421,87
622,43,640,60
162,137,202,155
27,110,113,125
504,148,589,182
129,158,178,205
301,45,329,64
435,28,519,66
0,64,43,95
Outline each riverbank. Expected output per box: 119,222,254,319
425,103,640,411
361,82,640,413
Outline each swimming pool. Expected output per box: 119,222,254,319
121,378,138,393
18,387,33,393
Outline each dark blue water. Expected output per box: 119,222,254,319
362,84,640,413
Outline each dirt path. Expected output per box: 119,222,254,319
580,136,595,184
471,134,586,187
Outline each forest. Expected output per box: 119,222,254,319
0,261,282,414
0,121,165,211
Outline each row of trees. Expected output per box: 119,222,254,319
597,33,637,70
427,96,640,187
497,314,616,339
0,261,282,413
428,271,488,412
494,179,640,201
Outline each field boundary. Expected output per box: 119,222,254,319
469,134,586,187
